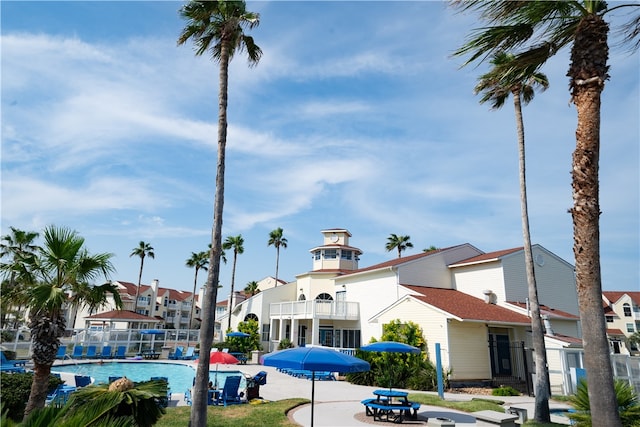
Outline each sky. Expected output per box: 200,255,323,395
2,1,638,299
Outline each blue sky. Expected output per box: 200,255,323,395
2,1,638,298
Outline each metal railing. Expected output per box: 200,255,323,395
269,300,359,320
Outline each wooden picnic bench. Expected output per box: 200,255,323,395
140,349,160,360
361,398,421,424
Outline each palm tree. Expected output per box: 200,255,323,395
0,227,40,328
244,280,259,296
177,2,261,424
385,234,413,258
129,241,154,315
222,235,244,330
267,228,287,285
453,2,639,424
22,226,118,416
185,250,209,343
475,51,551,422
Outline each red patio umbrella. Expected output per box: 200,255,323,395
195,351,239,388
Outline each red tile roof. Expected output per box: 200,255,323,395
547,333,583,346
450,247,522,266
403,285,531,324
603,291,640,305
606,328,625,336
85,310,158,321
506,302,580,319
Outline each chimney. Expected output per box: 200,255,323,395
542,315,554,336
483,289,495,304
151,279,159,292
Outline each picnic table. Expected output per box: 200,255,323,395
361,389,421,424
229,352,247,364
140,349,160,360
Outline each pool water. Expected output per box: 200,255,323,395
52,361,246,394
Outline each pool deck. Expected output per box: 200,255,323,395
52,359,573,426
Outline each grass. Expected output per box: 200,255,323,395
155,394,567,426
155,398,307,427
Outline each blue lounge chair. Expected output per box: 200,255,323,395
114,345,126,359
151,376,170,407
215,375,244,406
55,346,67,359
72,345,84,359
85,345,97,359
0,351,27,372
75,375,91,387
100,345,113,359
181,346,196,360
168,346,184,360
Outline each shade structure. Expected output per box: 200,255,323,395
360,341,421,392
198,351,240,389
262,346,370,427
360,341,420,354
226,331,250,338
138,329,166,353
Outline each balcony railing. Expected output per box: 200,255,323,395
269,300,359,320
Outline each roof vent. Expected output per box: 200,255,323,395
482,289,495,304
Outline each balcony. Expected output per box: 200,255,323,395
269,300,359,321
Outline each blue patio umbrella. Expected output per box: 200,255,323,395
226,331,250,338
360,341,420,391
263,346,370,427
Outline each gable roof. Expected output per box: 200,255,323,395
603,291,640,306
402,285,531,325
85,310,159,322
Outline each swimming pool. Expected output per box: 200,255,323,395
52,361,247,394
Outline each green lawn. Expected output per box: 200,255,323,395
156,395,566,427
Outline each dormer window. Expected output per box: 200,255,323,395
341,250,352,260
623,303,632,317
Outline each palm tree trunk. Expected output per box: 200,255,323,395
228,252,237,331
190,41,230,427
24,362,53,415
187,268,199,348
274,247,280,286
569,14,620,427
513,93,550,422
134,257,144,314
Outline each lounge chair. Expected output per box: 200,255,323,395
114,345,126,359
215,375,244,406
46,384,76,407
55,346,67,359
85,345,97,359
0,351,26,372
72,345,84,359
181,346,196,360
100,345,113,359
74,375,91,387
168,346,184,360
151,376,170,407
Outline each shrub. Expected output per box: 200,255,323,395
277,338,294,350
569,378,640,427
0,372,63,422
492,386,520,396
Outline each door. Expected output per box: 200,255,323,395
489,334,512,376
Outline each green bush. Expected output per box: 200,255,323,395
569,378,640,426
492,386,520,396
0,372,63,422
277,338,294,350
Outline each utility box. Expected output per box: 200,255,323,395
427,417,455,427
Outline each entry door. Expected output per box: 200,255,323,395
489,334,512,376
319,328,333,347
297,325,307,347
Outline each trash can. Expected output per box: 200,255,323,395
160,346,172,359
246,371,267,400
427,417,455,427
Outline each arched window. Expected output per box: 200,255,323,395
298,294,306,301
623,303,632,317
316,293,333,301
244,313,259,322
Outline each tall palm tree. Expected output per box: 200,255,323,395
129,241,154,315
244,280,259,296
267,228,287,285
0,227,40,328
222,235,244,330
453,2,639,424
385,234,413,258
185,250,209,344
475,51,551,422
177,2,261,424
23,226,118,415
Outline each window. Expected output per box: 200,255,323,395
245,313,259,322
324,249,337,259
298,294,306,301
626,323,635,333
313,250,321,260
606,316,614,323
261,324,270,342
341,250,352,260
339,329,361,348
623,303,632,317
316,293,333,301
